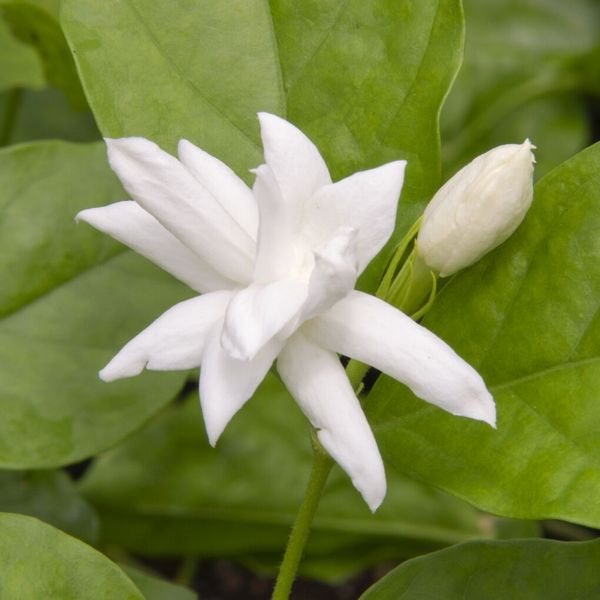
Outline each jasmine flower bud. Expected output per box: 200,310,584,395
417,140,535,277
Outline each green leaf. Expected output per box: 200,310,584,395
120,565,197,600
0,470,99,543
80,375,494,575
0,87,99,145
60,0,465,291
0,513,144,599
367,142,600,526
360,538,600,599
0,141,189,468
0,17,44,92
1,0,87,108
442,0,599,172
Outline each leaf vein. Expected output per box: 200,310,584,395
125,0,260,151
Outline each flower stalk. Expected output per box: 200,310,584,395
272,360,370,599
272,437,333,600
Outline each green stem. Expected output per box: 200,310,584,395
0,88,23,147
271,360,368,599
272,441,333,600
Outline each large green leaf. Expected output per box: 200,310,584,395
360,538,600,599
442,0,599,174
0,513,144,599
61,0,465,291
0,470,98,543
80,375,491,574
367,142,600,526
0,17,44,92
0,141,189,468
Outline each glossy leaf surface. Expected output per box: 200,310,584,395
361,538,600,599
0,513,144,599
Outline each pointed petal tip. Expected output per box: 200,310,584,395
206,429,219,448
365,484,386,513
177,138,190,153
463,391,496,429
382,159,407,186
177,138,198,159
98,366,116,382
389,158,407,172
368,499,383,513
203,414,227,448
316,430,387,513
353,470,386,513
257,111,280,124
98,356,144,383
257,112,301,140
74,207,100,225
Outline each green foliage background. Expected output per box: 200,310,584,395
0,0,598,597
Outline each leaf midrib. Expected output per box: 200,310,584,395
125,0,263,150
492,355,600,392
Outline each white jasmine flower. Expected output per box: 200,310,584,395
77,113,495,511
418,140,535,277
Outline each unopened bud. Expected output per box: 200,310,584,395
417,140,535,277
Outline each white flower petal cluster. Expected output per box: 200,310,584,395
77,113,495,511
418,140,535,277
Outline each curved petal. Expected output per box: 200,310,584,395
303,291,496,426
178,139,258,239
302,161,406,272
258,113,331,208
221,280,307,361
299,226,359,322
252,164,301,282
105,137,255,283
99,291,231,382
200,321,282,446
277,332,386,512
76,201,234,293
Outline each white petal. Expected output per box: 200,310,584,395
278,332,386,511
76,201,234,293
303,291,496,427
105,137,255,283
252,164,301,282
258,113,331,208
178,139,259,239
200,321,282,445
221,280,307,361
99,291,231,382
298,226,359,322
302,161,406,273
